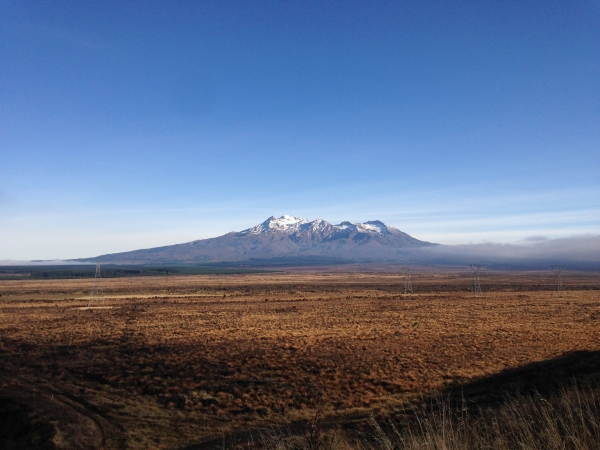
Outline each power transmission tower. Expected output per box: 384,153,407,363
550,265,565,297
402,266,413,294
470,264,482,296
88,261,105,307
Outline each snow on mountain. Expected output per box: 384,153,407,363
335,220,393,235
243,215,396,237
243,215,309,234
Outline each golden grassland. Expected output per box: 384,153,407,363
0,269,599,449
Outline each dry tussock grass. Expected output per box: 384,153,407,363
258,382,600,450
0,270,599,448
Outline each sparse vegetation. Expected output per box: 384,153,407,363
0,270,599,448
258,382,600,450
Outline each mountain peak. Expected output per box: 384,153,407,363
243,215,309,234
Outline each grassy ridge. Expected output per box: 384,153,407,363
258,382,600,450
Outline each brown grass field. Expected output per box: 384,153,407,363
1,268,599,449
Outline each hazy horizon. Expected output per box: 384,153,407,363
2,219,599,268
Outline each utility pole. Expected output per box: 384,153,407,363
402,266,413,294
470,264,482,297
88,261,105,307
550,265,565,297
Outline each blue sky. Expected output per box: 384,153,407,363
1,0,599,260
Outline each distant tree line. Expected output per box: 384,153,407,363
0,265,270,280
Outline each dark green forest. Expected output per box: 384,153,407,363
0,265,272,280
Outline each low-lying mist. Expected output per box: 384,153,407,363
413,234,600,269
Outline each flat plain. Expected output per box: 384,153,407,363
1,268,599,449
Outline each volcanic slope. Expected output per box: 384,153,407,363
81,215,436,264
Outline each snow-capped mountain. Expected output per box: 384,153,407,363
241,215,398,237
82,215,436,264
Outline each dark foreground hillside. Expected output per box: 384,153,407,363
183,351,600,449
3,352,599,449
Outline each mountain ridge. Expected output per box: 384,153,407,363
77,215,436,264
